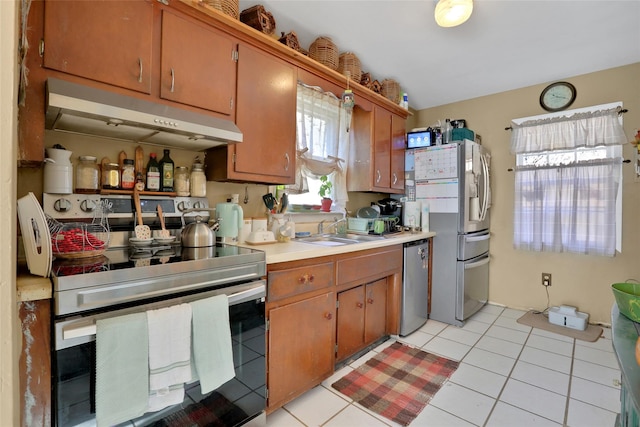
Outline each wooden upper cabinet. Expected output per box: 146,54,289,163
391,112,406,191
160,10,237,117
43,0,154,93
373,105,392,189
348,101,406,194
209,42,296,184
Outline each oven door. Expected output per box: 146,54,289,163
54,280,266,427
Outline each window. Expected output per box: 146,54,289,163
287,83,351,209
510,104,625,256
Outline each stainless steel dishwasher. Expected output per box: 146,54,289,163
400,238,430,336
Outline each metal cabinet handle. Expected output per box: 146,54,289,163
284,153,290,172
367,298,374,304
170,68,175,93
376,170,381,183
356,302,364,308
138,58,143,83
324,312,332,320
392,172,398,185
298,273,314,284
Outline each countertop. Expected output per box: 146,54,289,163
611,303,640,412
239,231,436,264
16,231,436,302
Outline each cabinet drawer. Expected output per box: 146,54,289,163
337,246,402,286
268,262,334,301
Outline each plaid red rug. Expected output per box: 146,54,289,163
332,341,459,426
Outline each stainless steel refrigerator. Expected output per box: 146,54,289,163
408,139,491,326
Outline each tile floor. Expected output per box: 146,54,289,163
266,304,621,427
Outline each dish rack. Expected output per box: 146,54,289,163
347,217,399,234
47,201,111,259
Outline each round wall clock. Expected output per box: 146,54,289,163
539,81,576,112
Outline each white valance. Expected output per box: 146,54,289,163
510,107,627,154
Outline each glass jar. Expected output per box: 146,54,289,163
190,160,206,197
102,163,120,189
175,166,190,196
120,159,135,189
75,156,99,193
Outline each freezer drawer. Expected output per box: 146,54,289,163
458,230,490,261
456,254,489,322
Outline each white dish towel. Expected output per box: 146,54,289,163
146,303,193,412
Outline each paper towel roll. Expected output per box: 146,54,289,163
403,201,421,228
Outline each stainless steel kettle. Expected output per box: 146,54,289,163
181,215,217,247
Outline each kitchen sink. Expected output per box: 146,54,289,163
296,233,386,246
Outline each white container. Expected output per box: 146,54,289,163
44,147,73,194
421,202,430,232
252,217,267,232
548,305,589,331
403,201,421,229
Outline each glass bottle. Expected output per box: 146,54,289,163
190,158,206,197
174,166,190,196
145,153,161,192
159,149,174,192
102,163,120,189
75,155,99,193
120,159,135,189
443,118,452,144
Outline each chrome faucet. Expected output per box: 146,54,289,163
318,217,348,234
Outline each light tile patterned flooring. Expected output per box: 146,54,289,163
266,304,621,427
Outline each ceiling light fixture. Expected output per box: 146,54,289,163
435,0,473,27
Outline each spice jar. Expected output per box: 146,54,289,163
102,163,120,189
190,159,206,197
175,166,190,196
75,156,99,193
121,159,135,189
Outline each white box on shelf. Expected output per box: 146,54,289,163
548,305,589,331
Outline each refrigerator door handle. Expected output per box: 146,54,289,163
464,256,490,269
480,153,490,221
465,234,490,243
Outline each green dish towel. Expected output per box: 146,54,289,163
95,312,149,427
191,294,235,394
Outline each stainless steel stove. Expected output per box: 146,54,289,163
44,193,267,427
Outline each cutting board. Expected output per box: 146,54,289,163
135,146,144,177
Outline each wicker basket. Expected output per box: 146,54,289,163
337,52,361,82
381,79,400,103
308,37,339,70
204,0,239,19
240,4,276,35
278,31,301,52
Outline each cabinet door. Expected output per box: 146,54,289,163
373,105,391,189
336,286,365,361
44,0,154,93
365,279,387,344
267,292,335,409
160,10,237,117
391,113,406,191
233,43,297,183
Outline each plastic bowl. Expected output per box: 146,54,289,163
612,282,640,322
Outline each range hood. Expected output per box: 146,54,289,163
45,78,242,151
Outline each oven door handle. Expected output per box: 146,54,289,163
62,284,266,341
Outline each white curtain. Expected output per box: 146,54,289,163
287,83,351,207
510,106,626,256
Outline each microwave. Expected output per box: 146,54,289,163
407,130,432,149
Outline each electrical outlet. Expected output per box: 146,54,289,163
542,273,552,287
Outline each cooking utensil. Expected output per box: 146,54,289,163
279,193,288,214
156,205,170,238
133,189,151,240
244,185,249,204
262,193,277,211
135,146,144,178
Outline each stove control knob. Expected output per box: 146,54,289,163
53,198,72,212
177,201,187,212
80,199,97,213
193,201,202,209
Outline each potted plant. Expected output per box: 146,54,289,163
318,175,333,212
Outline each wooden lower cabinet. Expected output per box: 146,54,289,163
267,291,335,411
336,279,387,362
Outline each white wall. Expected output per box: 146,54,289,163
1,0,19,425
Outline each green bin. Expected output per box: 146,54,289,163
612,282,640,322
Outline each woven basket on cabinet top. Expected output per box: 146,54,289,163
381,79,401,103
308,37,339,70
337,52,362,82
204,0,239,19
240,4,276,35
